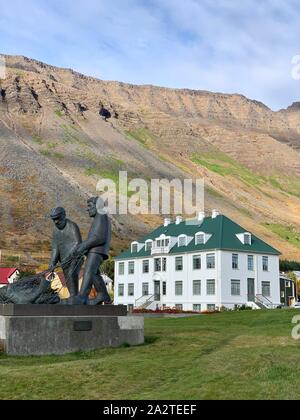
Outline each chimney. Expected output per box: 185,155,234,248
198,211,205,223
212,209,220,219
176,216,183,225
164,218,171,227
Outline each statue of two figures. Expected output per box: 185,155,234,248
48,197,112,305
0,197,113,306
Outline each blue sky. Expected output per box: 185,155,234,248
1,0,299,110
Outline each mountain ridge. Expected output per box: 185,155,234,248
0,54,299,262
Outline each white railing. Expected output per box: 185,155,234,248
151,246,171,255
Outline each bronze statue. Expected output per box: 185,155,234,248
74,197,112,305
49,207,83,298
0,275,59,304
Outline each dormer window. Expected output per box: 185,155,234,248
195,233,205,245
145,241,153,252
156,236,170,248
131,242,139,253
178,235,187,247
244,233,251,245
236,232,252,245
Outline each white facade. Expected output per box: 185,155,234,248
114,250,280,312
114,214,281,312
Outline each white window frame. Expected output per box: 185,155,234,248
262,256,269,272
118,262,125,276
193,255,201,270
195,232,205,245
262,281,271,297
232,254,239,270
128,283,135,297
248,255,254,271
207,279,216,295
145,240,153,252
178,235,187,247
128,261,135,275
118,283,124,297
131,242,139,253
244,233,252,245
206,253,215,269
143,260,149,274
193,280,201,296
231,280,241,296
175,281,183,296
175,256,183,271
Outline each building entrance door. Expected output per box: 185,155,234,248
248,278,255,302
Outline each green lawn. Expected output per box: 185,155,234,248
0,310,300,400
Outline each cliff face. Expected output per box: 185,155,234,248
0,54,300,260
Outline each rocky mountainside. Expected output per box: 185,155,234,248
0,54,300,261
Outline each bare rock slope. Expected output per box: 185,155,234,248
0,54,300,260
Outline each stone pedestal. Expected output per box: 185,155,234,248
0,305,144,355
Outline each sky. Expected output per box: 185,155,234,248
0,0,300,110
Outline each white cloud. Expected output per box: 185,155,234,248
0,0,299,109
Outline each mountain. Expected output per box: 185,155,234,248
0,54,300,263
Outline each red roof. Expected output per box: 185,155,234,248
0,268,18,284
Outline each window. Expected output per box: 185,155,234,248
232,254,239,270
162,257,167,272
175,281,183,296
196,233,205,245
118,262,125,275
207,304,216,312
118,284,124,297
207,254,215,269
262,256,269,272
132,243,138,253
145,241,153,251
163,282,167,296
143,260,149,274
193,304,202,312
175,304,183,311
128,261,135,275
128,283,134,296
231,280,241,296
248,255,254,271
286,281,291,288
193,280,201,296
154,258,161,272
244,234,251,245
193,255,201,270
142,283,149,296
262,281,271,297
175,257,183,271
178,236,187,247
207,279,216,295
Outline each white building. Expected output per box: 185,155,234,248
114,212,281,312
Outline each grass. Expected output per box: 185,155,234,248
54,110,63,118
0,310,300,400
192,152,264,187
125,128,155,149
264,223,300,250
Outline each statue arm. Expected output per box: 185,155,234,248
76,215,107,254
49,236,60,269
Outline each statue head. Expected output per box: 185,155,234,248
50,207,67,230
87,196,106,217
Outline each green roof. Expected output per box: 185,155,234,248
115,215,281,260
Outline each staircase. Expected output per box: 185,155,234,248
135,294,155,310
255,294,276,309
